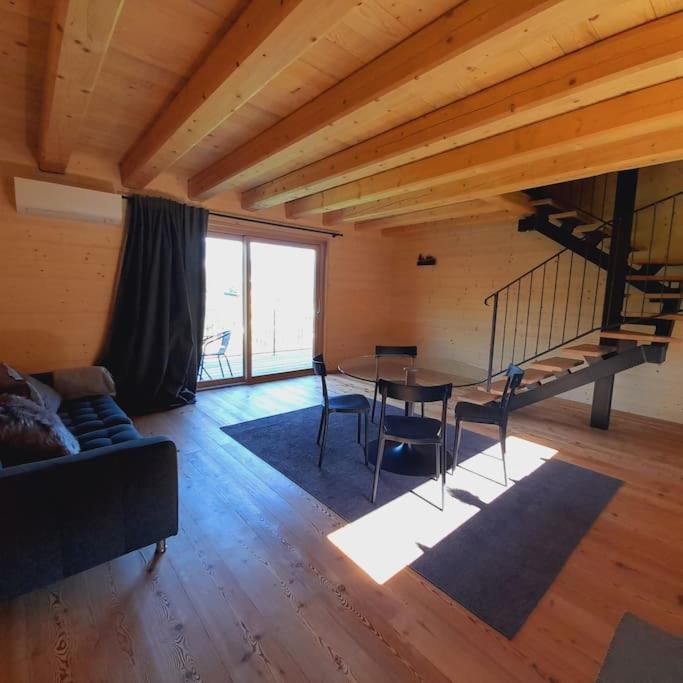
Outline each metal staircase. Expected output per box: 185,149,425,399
462,170,682,429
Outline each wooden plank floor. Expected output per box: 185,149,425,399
1,374,681,682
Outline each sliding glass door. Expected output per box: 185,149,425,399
199,236,245,384
199,233,321,387
249,240,318,377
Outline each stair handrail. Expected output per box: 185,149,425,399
483,187,682,391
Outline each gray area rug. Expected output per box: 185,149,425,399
222,405,622,638
597,613,683,682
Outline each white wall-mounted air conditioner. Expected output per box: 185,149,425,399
13,177,123,225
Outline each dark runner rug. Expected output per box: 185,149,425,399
222,405,622,638
597,613,683,682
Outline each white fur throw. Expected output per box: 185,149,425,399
0,394,80,467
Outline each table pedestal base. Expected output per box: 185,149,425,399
368,439,453,477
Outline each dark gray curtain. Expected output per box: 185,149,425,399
102,195,208,414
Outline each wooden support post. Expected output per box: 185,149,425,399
591,168,638,430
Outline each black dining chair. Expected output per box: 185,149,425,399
313,354,370,469
451,364,524,486
373,380,452,507
371,345,423,422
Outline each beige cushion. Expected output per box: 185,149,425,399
53,366,116,400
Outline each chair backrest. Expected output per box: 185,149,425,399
499,364,524,414
312,354,329,406
375,345,418,358
378,380,452,440
378,379,451,404
218,330,231,353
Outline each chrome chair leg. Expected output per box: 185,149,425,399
356,413,361,444
364,411,369,466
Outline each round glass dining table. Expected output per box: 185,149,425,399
338,354,486,476
338,354,484,388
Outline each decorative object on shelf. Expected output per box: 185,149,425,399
417,254,436,266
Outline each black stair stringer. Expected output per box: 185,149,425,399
508,344,664,412
518,215,674,296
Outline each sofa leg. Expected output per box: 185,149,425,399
155,539,167,555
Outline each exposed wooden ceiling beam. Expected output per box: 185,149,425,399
119,0,357,189
381,213,518,237
189,0,603,200
354,203,519,231
285,78,683,217
39,0,125,174
378,124,683,211
333,191,532,224
484,193,534,215
322,188,503,224
243,12,683,210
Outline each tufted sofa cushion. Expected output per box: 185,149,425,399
58,395,141,451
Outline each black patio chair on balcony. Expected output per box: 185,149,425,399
372,380,452,508
313,354,370,469
451,364,524,486
198,330,233,380
371,345,424,422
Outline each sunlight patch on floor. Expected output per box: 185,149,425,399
327,436,558,584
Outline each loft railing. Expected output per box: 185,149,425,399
483,187,682,390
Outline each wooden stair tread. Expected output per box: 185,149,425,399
642,293,683,300
529,357,582,372
459,389,499,405
548,210,578,226
657,313,683,321
600,330,679,344
626,274,683,282
485,380,508,396
561,343,614,358
631,255,683,266
627,292,683,300
529,198,555,207
520,369,555,384
573,222,604,234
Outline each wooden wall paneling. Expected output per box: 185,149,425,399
39,0,125,173
386,210,683,422
0,179,123,372
243,12,683,210
285,78,683,217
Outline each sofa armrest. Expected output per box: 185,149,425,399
0,436,178,601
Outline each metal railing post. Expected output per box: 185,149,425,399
486,292,498,392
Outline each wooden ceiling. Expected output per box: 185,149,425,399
3,0,683,235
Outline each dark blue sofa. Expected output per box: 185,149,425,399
0,394,178,602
